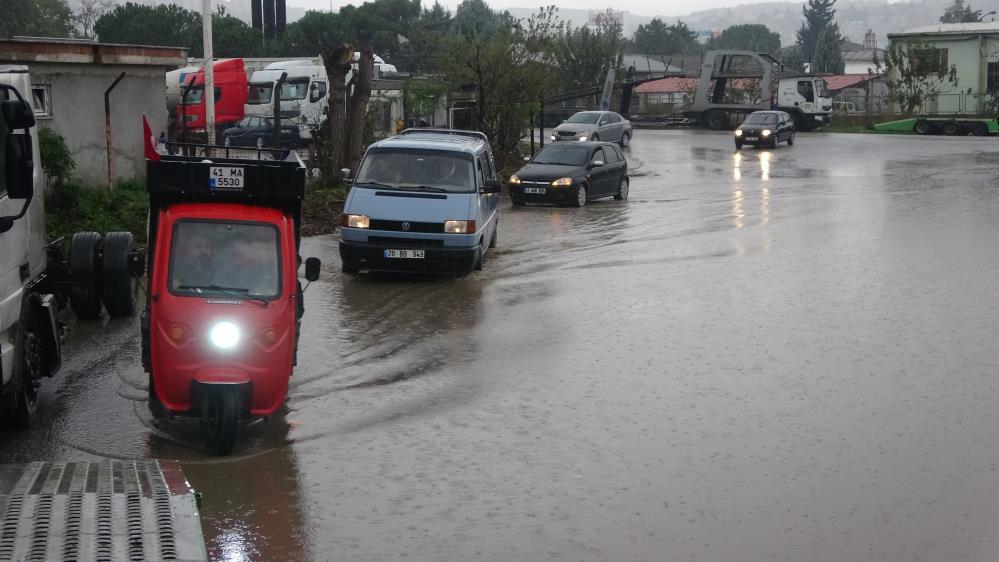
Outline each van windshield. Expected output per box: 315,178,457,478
169,221,281,299
281,79,309,100
355,149,476,193
248,83,273,104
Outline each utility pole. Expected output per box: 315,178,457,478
202,0,216,145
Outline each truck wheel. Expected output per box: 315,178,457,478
942,121,959,136
790,112,803,132
972,122,989,136
7,301,42,428
102,232,136,318
68,232,103,319
204,390,240,455
913,120,931,135
705,110,727,130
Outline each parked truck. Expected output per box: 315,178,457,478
686,50,833,131
175,58,249,136
1,66,140,427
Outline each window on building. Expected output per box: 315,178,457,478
910,47,948,75
988,62,999,93
31,84,51,117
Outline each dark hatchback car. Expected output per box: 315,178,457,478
734,110,795,149
509,142,629,207
222,116,300,149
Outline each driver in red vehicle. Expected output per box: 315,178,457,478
171,224,217,290
225,230,278,296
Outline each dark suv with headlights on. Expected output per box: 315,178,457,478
509,142,629,207
734,111,795,149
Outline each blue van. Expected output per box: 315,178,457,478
338,129,501,275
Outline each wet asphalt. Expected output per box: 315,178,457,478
5,130,999,561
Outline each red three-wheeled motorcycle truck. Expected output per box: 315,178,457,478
142,143,321,455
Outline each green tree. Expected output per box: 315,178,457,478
396,2,453,72
2,0,75,38
94,3,199,48
554,21,624,90
797,0,837,64
706,24,781,54
632,18,700,55
437,5,564,155
187,6,264,58
874,40,960,115
813,24,845,73
940,0,983,22
779,45,805,73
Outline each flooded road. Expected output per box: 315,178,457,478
6,130,999,561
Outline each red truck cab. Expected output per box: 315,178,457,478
143,146,319,454
177,58,249,133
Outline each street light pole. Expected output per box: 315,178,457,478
202,0,216,145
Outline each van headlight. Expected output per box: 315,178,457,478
444,220,476,234
340,214,370,229
209,321,241,349
550,177,573,187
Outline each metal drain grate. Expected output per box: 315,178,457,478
0,460,206,561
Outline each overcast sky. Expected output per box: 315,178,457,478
286,0,793,18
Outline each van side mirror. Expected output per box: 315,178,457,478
481,179,501,194
339,167,351,181
304,257,321,282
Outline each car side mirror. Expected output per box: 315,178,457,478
305,257,321,282
523,156,530,162
339,167,351,181
589,160,604,168
481,179,501,194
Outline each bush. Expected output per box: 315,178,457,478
38,128,75,187
45,180,149,244
301,176,348,236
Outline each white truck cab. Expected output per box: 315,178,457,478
245,62,329,142
0,66,139,427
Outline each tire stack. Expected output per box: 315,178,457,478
68,231,138,319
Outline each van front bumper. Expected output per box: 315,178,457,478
339,240,480,275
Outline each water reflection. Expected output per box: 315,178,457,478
147,413,308,562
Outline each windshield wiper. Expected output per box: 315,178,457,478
401,185,447,193
178,284,270,304
356,181,398,190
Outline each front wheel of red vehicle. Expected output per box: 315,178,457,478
147,375,167,420
204,391,240,455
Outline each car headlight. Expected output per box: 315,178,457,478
577,136,588,142
550,135,556,141
761,129,772,137
340,214,370,229
509,175,522,185
550,177,573,187
734,129,742,136
209,321,240,349
444,220,476,234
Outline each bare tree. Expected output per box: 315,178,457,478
320,44,353,178
346,49,374,174
874,41,959,115
74,0,114,39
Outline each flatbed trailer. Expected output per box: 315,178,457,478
0,460,207,561
873,116,999,136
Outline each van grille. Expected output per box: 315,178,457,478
369,219,444,233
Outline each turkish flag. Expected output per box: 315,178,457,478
143,113,160,161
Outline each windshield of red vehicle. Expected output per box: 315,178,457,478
169,221,281,299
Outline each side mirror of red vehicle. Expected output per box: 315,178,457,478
305,257,321,282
